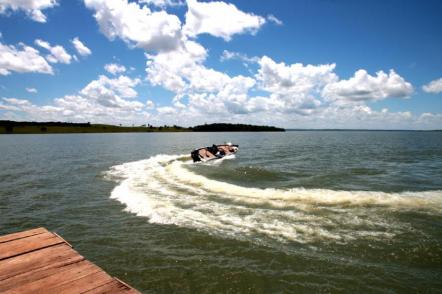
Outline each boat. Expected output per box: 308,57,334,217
191,143,239,162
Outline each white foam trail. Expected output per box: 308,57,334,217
105,155,442,245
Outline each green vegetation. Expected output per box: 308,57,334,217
0,121,285,134
0,121,188,134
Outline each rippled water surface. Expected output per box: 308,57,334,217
1,131,441,292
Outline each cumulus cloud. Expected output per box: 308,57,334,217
145,46,421,127
157,105,177,115
104,63,126,75
35,39,72,64
422,77,442,94
183,0,266,41
146,39,258,117
0,0,57,22
146,39,207,93
84,0,182,51
0,74,149,124
84,0,278,119
323,69,413,102
257,56,337,95
3,0,432,129
26,87,38,93
2,97,33,106
253,56,337,113
0,41,53,75
71,37,92,56
80,75,141,103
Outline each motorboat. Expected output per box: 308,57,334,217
191,143,239,162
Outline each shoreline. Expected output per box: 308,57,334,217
0,121,285,134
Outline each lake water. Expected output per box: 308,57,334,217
1,131,441,292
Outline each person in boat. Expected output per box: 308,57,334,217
191,143,238,162
209,144,224,158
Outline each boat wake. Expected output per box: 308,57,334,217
104,154,442,245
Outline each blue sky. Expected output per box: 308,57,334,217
0,0,441,129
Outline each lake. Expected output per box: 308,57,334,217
1,131,441,292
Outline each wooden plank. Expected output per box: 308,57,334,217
0,228,140,294
0,228,48,244
0,232,64,260
84,279,140,294
3,260,101,294
0,254,84,292
0,256,84,292
47,271,113,294
0,243,83,283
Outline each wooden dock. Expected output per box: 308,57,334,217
0,228,140,293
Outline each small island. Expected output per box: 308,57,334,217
191,123,285,132
0,121,285,134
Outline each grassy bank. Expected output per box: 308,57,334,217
0,121,188,134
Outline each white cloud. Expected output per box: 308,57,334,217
257,56,337,95
267,14,283,26
422,77,442,94
80,75,141,104
301,105,417,129
147,41,258,113
71,37,92,56
34,39,50,50
146,39,207,93
35,39,72,64
0,41,53,75
0,74,149,124
323,69,413,102
2,0,435,129
183,0,266,41
417,112,442,128
26,87,38,93
146,100,155,109
0,102,20,111
84,0,182,51
149,47,277,117
254,56,337,113
0,0,57,22
145,48,422,127
139,0,184,8
157,106,177,115
2,97,33,106
220,50,259,63
104,63,126,75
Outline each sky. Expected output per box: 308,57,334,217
0,0,441,129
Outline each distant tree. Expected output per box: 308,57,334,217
40,127,47,132
191,123,284,132
5,125,13,133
